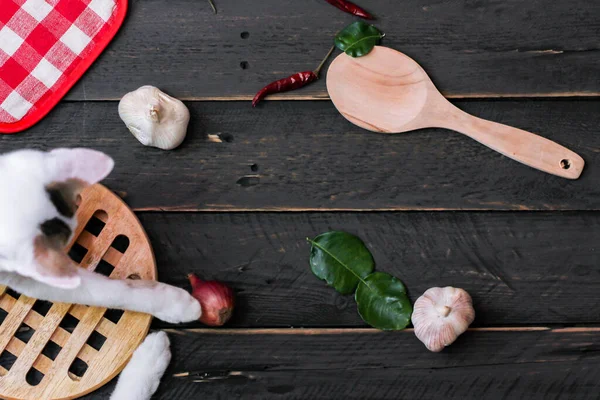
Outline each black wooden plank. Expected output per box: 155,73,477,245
2,100,599,211
63,0,600,100
83,328,600,399
131,211,600,327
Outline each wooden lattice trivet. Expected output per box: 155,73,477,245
0,184,156,400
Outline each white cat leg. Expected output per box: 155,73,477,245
0,269,201,323
110,331,172,400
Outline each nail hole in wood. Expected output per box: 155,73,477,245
240,61,249,70
250,163,258,172
241,31,249,39
560,159,571,170
236,176,260,187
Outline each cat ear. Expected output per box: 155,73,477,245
22,235,82,289
48,148,114,185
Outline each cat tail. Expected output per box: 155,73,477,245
109,331,172,400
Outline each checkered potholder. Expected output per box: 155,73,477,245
0,0,127,133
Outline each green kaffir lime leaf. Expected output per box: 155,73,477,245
308,231,375,294
355,272,412,330
335,21,384,57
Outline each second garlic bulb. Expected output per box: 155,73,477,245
118,85,190,150
412,287,475,352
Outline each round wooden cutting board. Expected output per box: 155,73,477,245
0,184,156,400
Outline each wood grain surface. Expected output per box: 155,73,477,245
2,1,598,398
61,0,600,100
1,100,598,211
117,211,600,328
0,185,156,400
78,328,600,399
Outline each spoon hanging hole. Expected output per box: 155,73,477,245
560,159,571,170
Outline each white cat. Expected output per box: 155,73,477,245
0,148,201,399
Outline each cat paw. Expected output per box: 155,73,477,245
154,286,201,324
132,331,172,372
110,331,171,400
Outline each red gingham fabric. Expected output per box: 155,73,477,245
0,0,127,133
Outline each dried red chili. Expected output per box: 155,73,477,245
252,46,335,107
325,0,374,19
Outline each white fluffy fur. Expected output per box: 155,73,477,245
0,148,201,399
110,331,172,400
0,149,79,286
0,268,201,324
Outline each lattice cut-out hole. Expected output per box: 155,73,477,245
0,350,17,373
111,235,130,254
84,210,107,237
68,357,88,380
0,308,7,326
41,340,62,361
19,323,34,342
26,367,44,386
104,309,124,324
32,300,53,317
95,259,115,277
86,330,107,351
69,242,88,264
59,312,80,330
5,287,21,300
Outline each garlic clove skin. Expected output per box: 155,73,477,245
412,287,475,352
118,85,190,150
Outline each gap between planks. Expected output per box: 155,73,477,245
132,207,600,212
161,327,600,335
64,92,600,102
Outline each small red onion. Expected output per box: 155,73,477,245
188,274,235,326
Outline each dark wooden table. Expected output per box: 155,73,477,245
3,0,600,398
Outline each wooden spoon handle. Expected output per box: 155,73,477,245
442,108,584,179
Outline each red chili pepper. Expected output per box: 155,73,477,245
325,0,374,19
252,46,335,107
252,71,316,107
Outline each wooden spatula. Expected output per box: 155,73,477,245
326,46,584,179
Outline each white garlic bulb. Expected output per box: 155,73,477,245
412,287,475,352
118,85,190,150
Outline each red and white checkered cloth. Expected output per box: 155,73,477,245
0,0,126,133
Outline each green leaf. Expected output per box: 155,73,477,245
355,272,412,330
334,21,384,58
308,231,375,294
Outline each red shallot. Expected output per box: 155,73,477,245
188,273,235,326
